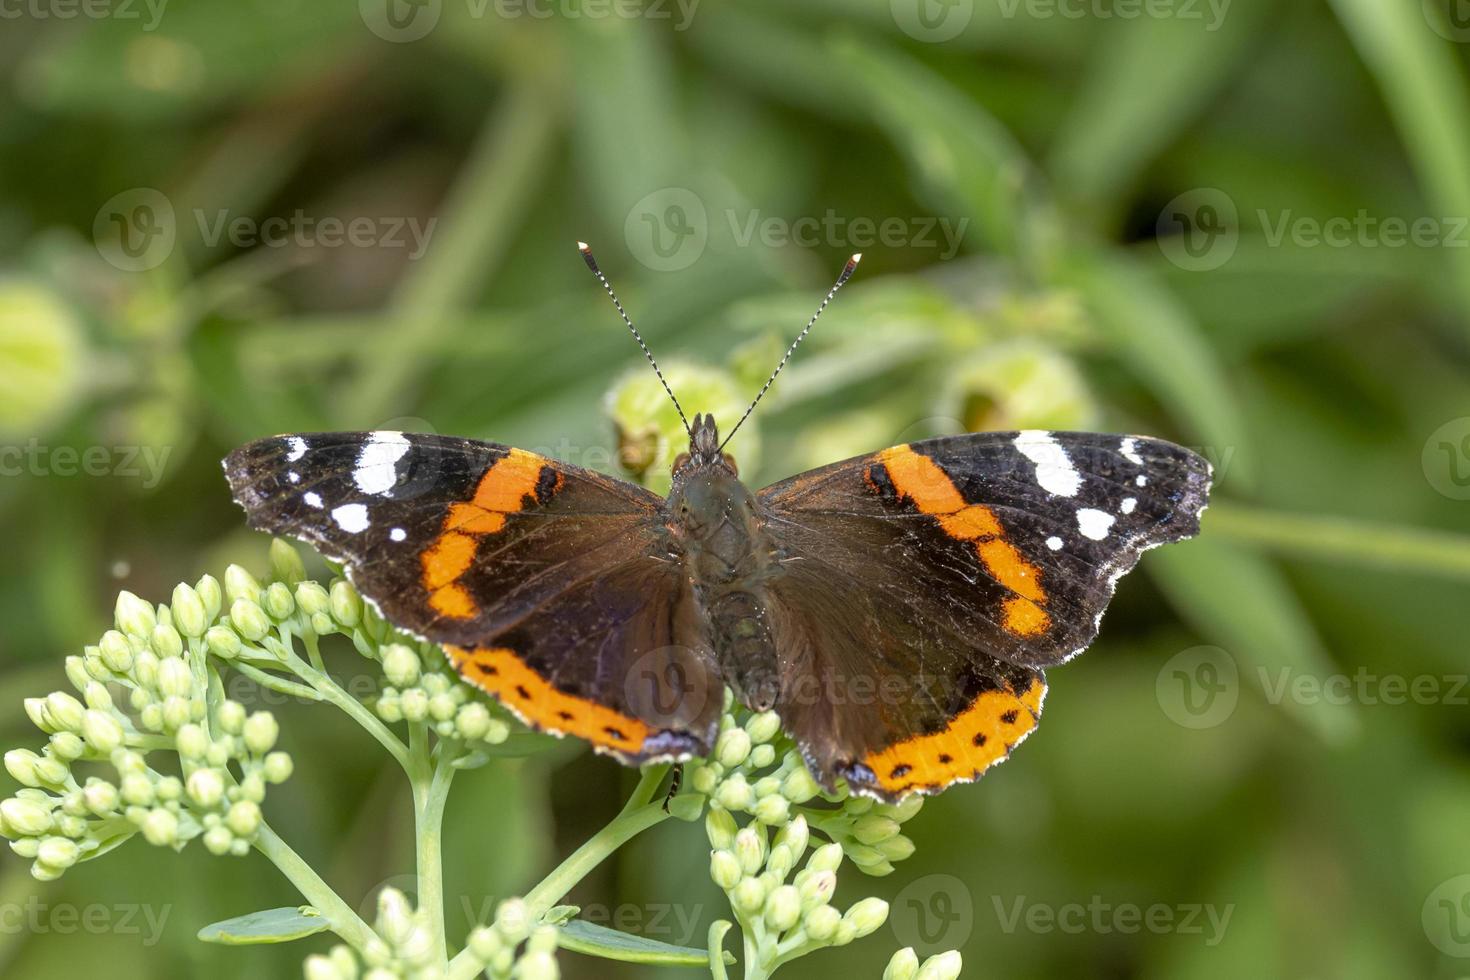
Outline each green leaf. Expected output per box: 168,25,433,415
557,919,734,967
197,906,330,946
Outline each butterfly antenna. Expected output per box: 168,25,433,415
579,241,692,437
718,253,861,453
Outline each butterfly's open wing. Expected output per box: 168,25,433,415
225,432,722,763
758,431,1211,799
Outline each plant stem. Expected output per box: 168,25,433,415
443,766,673,980
409,730,457,969
254,821,376,952
282,649,410,770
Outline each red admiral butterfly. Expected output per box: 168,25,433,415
224,246,1211,801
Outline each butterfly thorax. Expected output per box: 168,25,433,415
666,415,782,710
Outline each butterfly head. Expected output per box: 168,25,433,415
673,413,736,478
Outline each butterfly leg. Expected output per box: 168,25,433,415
662,763,684,813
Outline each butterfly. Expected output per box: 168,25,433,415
224,246,1212,801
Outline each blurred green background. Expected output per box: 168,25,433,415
3,0,1470,977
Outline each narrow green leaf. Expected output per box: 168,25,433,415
557,919,734,967
197,906,329,945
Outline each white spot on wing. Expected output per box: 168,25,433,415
354,431,411,496
1013,430,1081,497
303,491,323,509
1077,508,1115,540
332,503,370,534
1135,475,1148,487
1120,437,1143,466
1046,536,1063,551
390,527,407,542
286,437,308,462
1121,497,1137,514
287,471,300,484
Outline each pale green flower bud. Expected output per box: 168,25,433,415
171,584,208,638
120,773,154,807
230,598,270,642
754,794,789,826
205,626,242,660
310,612,335,635
203,825,233,856
798,870,836,910
115,591,157,638
327,945,359,979
263,582,295,620
764,884,800,932
303,953,342,980
329,580,361,627
454,702,490,740
382,645,421,687
750,744,776,768
44,692,85,732
715,773,754,812
808,843,843,873
731,878,766,916
112,748,146,774
844,898,889,938
151,623,184,659
376,888,414,945
494,897,530,943
9,838,39,859
766,845,794,881
689,763,719,795
833,920,857,946
196,574,223,622
32,755,68,786
187,769,225,809
157,657,193,699
99,630,134,672
24,698,55,734
715,728,752,769
467,926,500,960
884,947,920,980
218,700,246,734
243,712,280,754
516,951,558,980
781,766,822,804
155,776,182,802
50,732,84,762
65,656,94,691
775,814,809,860
83,682,114,712
527,923,558,954
141,808,179,846
226,800,261,837
238,772,266,803
803,904,840,942
4,750,43,787
263,752,294,784
853,814,901,845
37,836,79,870
176,724,208,760
734,826,766,875
81,710,124,755
916,951,962,980
710,849,742,889
705,808,738,850
82,779,118,815
224,564,261,603
745,711,782,744
428,692,457,722
295,581,331,617
269,539,307,585
878,834,916,862
399,688,429,723
132,651,160,689
158,697,189,731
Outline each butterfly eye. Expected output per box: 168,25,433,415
672,452,691,473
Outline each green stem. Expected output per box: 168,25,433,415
1205,502,1470,581
410,730,457,969
253,821,376,952
443,766,673,980
282,649,410,770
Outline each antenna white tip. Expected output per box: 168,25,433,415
577,241,590,251
851,253,862,263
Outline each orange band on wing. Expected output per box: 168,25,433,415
861,676,1046,796
420,449,562,620
875,445,1052,637
446,645,653,754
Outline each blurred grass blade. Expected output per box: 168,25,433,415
1057,247,1252,488
1148,538,1357,745
346,81,563,421
1205,502,1470,581
197,906,329,945
557,919,734,966
1047,0,1268,223
1331,0,1470,332
828,33,1046,258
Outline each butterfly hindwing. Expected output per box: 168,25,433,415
758,430,1211,798
224,431,722,763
